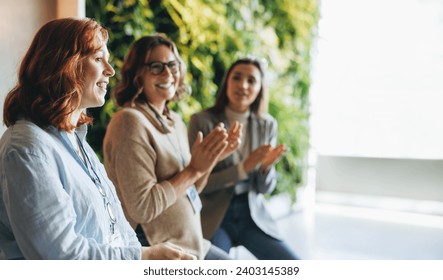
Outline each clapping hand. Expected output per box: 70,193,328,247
218,121,242,161
259,144,288,172
243,143,287,173
189,124,228,174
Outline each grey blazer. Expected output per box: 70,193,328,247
189,110,282,240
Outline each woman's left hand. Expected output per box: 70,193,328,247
259,144,288,172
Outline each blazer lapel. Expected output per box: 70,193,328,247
249,114,261,150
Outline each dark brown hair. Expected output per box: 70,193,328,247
3,17,108,131
209,57,268,116
112,34,188,115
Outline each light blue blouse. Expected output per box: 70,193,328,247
0,120,141,259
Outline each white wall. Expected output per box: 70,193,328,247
310,0,443,159
310,0,443,205
316,156,443,202
0,0,84,136
0,0,57,135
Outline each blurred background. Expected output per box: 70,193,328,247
1,0,442,259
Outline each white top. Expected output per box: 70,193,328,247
225,107,250,194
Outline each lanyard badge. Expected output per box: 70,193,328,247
186,185,202,213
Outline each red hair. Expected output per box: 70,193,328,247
3,17,108,131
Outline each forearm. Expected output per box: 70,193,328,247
113,158,177,223
169,165,204,196
195,171,210,193
141,243,195,260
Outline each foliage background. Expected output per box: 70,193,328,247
86,0,319,203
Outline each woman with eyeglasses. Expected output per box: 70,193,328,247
188,57,299,259
103,35,241,260
0,18,195,260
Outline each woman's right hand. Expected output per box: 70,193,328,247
141,242,196,260
189,125,228,174
169,126,227,196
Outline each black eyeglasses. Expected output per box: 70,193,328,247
145,61,180,75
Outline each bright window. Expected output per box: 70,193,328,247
310,0,443,159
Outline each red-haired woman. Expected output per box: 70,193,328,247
0,18,193,260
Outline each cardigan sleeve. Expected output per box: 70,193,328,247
103,109,177,224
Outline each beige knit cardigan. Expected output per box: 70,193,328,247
103,102,210,259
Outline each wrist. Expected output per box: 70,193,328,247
243,161,254,173
184,164,204,181
141,247,151,260
258,163,271,174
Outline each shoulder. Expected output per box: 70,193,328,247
0,120,61,163
105,106,162,148
2,120,56,148
111,107,146,124
107,107,152,134
258,112,277,123
253,113,278,136
190,110,219,125
189,110,222,136
191,110,214,119
252,112,277,126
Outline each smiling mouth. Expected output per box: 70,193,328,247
157,83,173,89
96,82,108,90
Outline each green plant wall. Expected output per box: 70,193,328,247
86,0,319,203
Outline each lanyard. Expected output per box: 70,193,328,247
64,131,117,234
